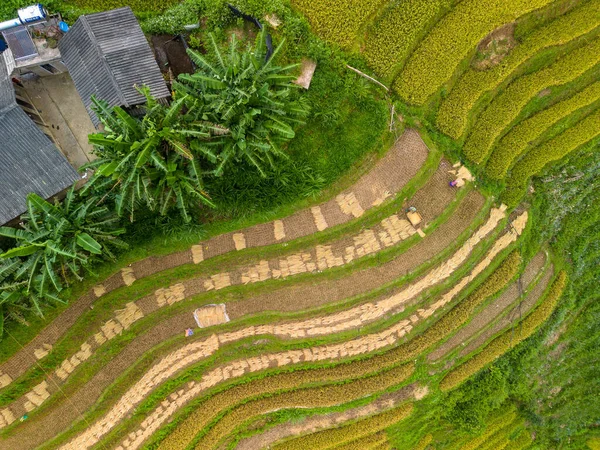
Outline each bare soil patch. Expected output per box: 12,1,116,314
472,23,517,70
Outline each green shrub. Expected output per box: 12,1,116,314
435,0,600,138
502,108,600,206
439,271,567,391
393,0,554,105
463,37,600,164
273,403,413,450
0,0,29,20
486,81,600,179
510,430,533,450
363,0,452,80
290,0,383,48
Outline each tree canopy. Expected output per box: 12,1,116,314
174,30,310,176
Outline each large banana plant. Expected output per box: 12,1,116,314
0,188,127,320
174,30,310,177
82,87,215,222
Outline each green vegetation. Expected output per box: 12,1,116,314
0,189,125,327
290,0,383,48
436,0,600,138
457,410,518,450
393,0,554,105
486,81,600,179
0,0,30,21
440,271,567,391
363,0,452,81
175,31,310,177
463,36,600,164
503,108,600,205
1,1,599,449
83,90,214,223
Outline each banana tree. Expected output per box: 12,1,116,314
83,87,214,222
174,30,310,177
0,188,127,317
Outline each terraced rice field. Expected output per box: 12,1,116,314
0,126,566,450
3,0,594,447
294,0,600,205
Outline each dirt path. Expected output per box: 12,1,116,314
458,266,554,358
427,251,547,361
55,208,523,450
235,384,424,450
0,129,429,390
0,159,457,423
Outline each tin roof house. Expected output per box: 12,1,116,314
0,49,78,225
58,7,170,125
0,6,169,225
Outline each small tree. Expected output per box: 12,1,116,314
83,87,215,222
174,30,310,176
0,188,127,320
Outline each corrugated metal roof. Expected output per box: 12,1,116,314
0,105,80,225
58,7,170,126
1,49,79,225
0,50,16,111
